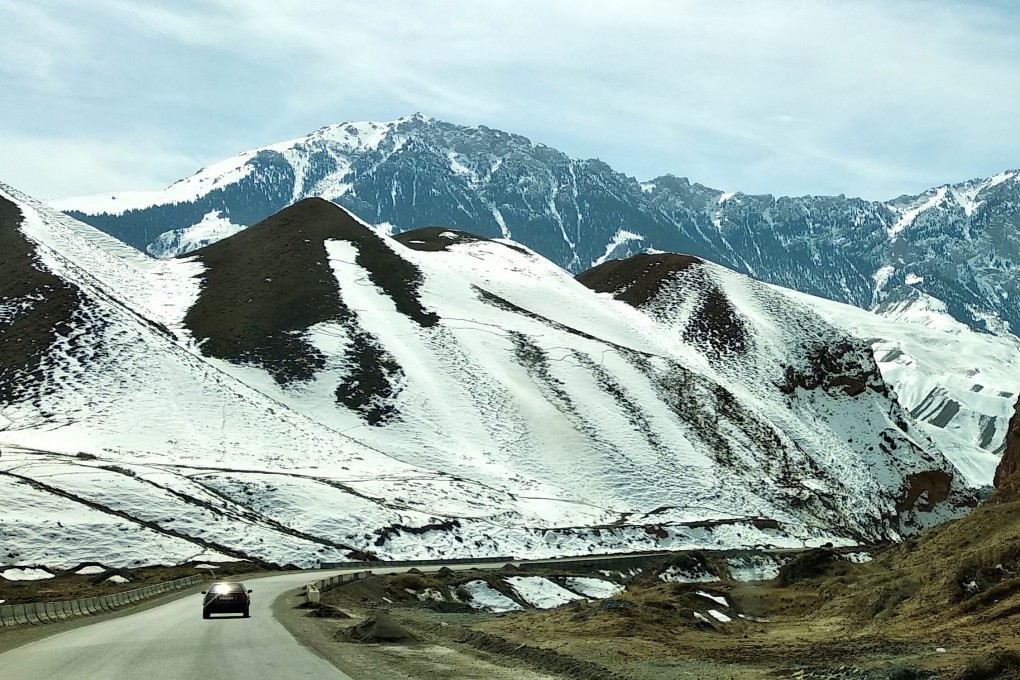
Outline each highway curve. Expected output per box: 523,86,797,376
0,570,355,680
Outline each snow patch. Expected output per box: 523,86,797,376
1,568,55,581
696,591,729,607
591,229,645,268
888,186,948,239
462,580,523,613
707,609,733,623
563,577,625,599
75,565,107,575
726,555,782,582
147,211,246,258
659,566,717,583
506,576,587,609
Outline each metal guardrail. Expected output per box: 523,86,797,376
316,556,516,570
304,570,371,603
0,574,205,629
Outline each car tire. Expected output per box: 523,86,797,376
203,611,210,619
243,609,250,618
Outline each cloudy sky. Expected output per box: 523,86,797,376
2,0,1019,201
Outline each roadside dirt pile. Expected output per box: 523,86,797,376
950,650,1020,680
340,613,418,644
454,629,627,680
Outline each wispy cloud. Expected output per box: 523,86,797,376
0,134,200,199
2,0,1019,200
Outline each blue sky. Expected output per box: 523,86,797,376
2,0,1019,201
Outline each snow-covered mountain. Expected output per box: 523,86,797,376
1,183,982,569
776,285,1020,488
52,115,1020,335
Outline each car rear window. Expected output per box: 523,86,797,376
210,582,246,593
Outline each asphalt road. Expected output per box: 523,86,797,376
0,570,356,680
0,551,825,679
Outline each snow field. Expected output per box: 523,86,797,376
783,284,1020,486
0,183,986,569
0,470,233,568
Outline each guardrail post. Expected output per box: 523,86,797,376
71,599,84,616
29,603,47,624
0,605,15,627
60,601,74,618
12,604,31,626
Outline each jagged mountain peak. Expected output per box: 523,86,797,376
51,115,1020,337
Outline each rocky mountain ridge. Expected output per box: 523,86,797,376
53,115,1020,335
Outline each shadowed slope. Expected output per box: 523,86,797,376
0,196,88,404
576,253,703,307
184,197,436,384
577,253,747,360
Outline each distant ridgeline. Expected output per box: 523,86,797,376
55,115,1020,335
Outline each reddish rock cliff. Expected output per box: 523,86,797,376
993,396,1020,499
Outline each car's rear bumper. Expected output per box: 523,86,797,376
203,600,248,613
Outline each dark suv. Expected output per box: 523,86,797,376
201,582,252,619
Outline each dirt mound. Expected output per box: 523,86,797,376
341,614,418,643
952,650,1020,680
455,629,625,680
803,495,1020,638
577,252,748,358
575,252,702,308
777,548,838,585
303,603,352,619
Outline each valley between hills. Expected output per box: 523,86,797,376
3,116,1020,678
